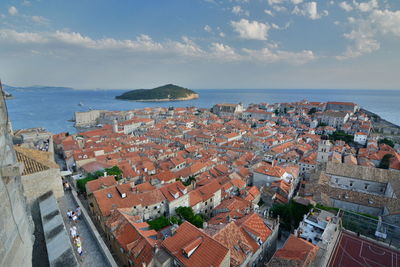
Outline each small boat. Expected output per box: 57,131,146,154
78,102,84,106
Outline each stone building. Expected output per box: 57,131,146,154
320,111,349,128
74,109,102,127
326,101,358,113
212,103,244,117
15,146,64,203
304,162,400,216
0,91,35,267
317,137,332,163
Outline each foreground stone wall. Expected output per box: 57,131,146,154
39,191,78,267
22,168,64,203
0,95,34,267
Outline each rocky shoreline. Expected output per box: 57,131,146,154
362,108,400,142
123,93,199,102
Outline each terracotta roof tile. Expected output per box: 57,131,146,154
162,221,229,267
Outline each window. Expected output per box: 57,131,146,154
365,184,369,190
154,206,157,210
350,181,353,187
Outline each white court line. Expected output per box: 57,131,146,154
367,243,386,256
330,232,343,266
338,238,364,266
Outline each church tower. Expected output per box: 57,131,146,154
317,135,332,163
113,119,119,133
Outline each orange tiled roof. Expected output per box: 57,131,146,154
254,164,286,178
235,212,272,251
162,221,229,267
86,176,117,194
271,234,319,266
211,222,253,267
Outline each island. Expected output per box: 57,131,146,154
115,84,199,102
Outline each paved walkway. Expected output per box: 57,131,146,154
58,190,109,267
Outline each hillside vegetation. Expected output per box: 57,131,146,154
115,84,198,101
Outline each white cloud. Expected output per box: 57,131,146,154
232,5,249,16
292,2,325,20
271,22,291,30
272,5,287,12
8,6,18,16
338,7,400,59
268,0,285,5
338,31,380,59
264,9,274,16
22,0,31,6
210,42,239,60
204,25,212,32
370,9,400,37
339,1,353,11
231,19,270,40
31,16,50,24
0,28,319,66
353,0,378,12
219,32,226,37
0,29,47,43
243,47,315,64
291,0,303,4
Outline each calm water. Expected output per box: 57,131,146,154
5,87,400,134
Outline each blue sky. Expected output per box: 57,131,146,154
0,0,399,89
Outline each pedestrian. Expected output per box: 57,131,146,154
74,235,82,248
65,182,71,191
70,226,77,238
72,212,78,224
77,246,83,257
76,206,82,219
67,210,72,220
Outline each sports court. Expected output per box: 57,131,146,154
329,231,400,267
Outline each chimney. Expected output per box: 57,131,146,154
103,171,107,177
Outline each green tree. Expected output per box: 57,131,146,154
191,214,204,228
148,216,170,230
270,200,312,231
105,166,123,180
328,131,354,144
176,207,195,220
379,154,393,169
77,166,121,192
378,138,395,148
182,175,196,186
308,107,317,115
175,206,204,228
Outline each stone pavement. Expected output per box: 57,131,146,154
58,190,109,267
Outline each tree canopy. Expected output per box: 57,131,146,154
379,154,394,169
116,84,197,101
270,200,312,231
378,138,395,148
76,166,122,192
175,206,204,228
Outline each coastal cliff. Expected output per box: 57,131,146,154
115,84,199,102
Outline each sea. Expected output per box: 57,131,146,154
4,87,400,134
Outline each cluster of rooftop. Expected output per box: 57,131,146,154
52,99,400,266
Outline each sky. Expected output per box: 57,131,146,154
0,0,399,89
